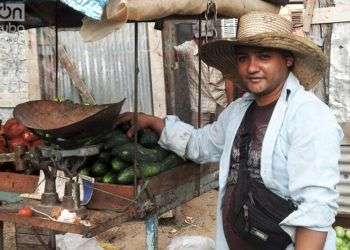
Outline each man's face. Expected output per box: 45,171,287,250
235,46,294,97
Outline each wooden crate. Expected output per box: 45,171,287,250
15,225,56,250
0,162,218,213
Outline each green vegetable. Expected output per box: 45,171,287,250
95,176,103,183
139,130,159,148
98,151,112,163
104,130,130,149
111,158,129,172
117,167,135,184
141,163,162,178
336,226,346,238
160,154,185,172
335,226,350,250
113,143,169,163
79,168,90,176
102,172,119,184
91,161,109,177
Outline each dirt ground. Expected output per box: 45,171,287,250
97,190,218,250
2,190,218,250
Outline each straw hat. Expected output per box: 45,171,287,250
199,12,327,90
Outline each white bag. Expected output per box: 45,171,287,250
56,233,103,250
167,235,215,250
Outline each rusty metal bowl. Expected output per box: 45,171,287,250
13,99,125,148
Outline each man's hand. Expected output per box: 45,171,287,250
116,112,165,138
295,227,327,250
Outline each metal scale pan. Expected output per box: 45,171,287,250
13,99,125,149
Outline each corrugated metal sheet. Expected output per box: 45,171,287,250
338,123,350,214
338,144,350,214
37,23,153,114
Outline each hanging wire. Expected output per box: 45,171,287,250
55,0,59,96
197,19,202,128
133,23,140,197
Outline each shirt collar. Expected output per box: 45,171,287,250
190,40,199,56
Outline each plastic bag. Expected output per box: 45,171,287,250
167,235,215,250
56,233,103,250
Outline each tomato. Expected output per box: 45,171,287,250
8,137,27,152
22,131,39,142
18,207,33,217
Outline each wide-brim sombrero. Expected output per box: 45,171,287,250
200,12,327,90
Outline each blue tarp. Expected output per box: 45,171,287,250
60,0,108,20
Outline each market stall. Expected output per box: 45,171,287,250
0,0,349,249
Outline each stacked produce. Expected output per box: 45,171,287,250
79,127,184,185
0,121,7,153
2,118,43,152
336,226,350,250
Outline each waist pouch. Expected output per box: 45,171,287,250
230,133,297,250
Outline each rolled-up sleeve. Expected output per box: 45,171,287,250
280,101,344,241
159,108,229,163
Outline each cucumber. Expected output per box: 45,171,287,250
141,162,162,178
117,167,135,184
111,158,129,172
79,168,90,176
139,130,159,148
113,143,169,163
104,131,130,149
91,161,109,177
160,154,185,172
102,172,119,184
98,151,112,163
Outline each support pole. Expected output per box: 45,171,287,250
145,213,158,250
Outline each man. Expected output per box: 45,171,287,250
174,22,235,127
117,12,343,249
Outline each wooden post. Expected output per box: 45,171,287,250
147,23,167,117
25,30,41,101
308,0,334,103
303,0,316,33
45,29,96,105
161,20,177,115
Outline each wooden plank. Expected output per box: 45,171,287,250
16,233,51,245
25,29,41,101
0,172,38,194
147,23,167,117
0,212,85,234
86,182,134,210
161,20,177,114
148,162,218,195
17,244,48,250
335,213,350,228
45,29,96,105
303,0,316,33
16,225,52,236
312,5,350,24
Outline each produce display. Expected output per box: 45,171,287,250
1,118,43,153
336,226,350,250
79,127,185,185
0,117,185,184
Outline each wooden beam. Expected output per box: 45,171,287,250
25,29,41,101
312,5,350,24
303,0,316,33
45,29,96,105
161,21,177,114
147,23,167,117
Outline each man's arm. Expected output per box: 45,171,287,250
295,227,327,250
